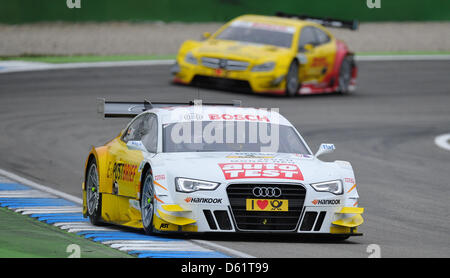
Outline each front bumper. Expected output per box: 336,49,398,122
153,183,364,236
172,61,287,94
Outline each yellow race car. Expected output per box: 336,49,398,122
172,12,358,96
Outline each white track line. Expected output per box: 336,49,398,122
0,168,253,258
0,60,175,74
355,54,450,61
0,169,82,204
435,133,450,151
1,54,450,74
191,239,255,258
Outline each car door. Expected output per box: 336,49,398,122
310,26,336,83
109,113,150,198
297,25,335,83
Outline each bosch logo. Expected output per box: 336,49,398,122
252,187,282,198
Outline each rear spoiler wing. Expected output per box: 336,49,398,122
275,12,359,31
97,98,242,118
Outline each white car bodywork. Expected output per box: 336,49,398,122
125,104,363,235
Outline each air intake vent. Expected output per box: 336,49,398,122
300,211,318,231
213,210,232,230
203,210,217,230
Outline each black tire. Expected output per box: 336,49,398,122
338,56,353,94
85,159,102,225
285,61,300,97
140,169,156,235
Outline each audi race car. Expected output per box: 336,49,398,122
172,12,358,96
83,99,364,238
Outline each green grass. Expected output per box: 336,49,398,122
0,207,133,258
1,51,449,64
0,54,176,64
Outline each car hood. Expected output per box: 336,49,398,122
153,152,341,185
192,39,292,62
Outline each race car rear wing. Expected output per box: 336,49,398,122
97,98,242,118
275,12,359,30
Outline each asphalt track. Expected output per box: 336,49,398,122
0,60,449,257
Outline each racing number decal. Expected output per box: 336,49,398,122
218,163,303,180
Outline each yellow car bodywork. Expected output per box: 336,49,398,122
173,14,350,95
82,132,199,232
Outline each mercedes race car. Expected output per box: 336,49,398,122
172,12,358,96
82,99,364,238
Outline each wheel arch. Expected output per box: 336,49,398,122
139,162,153,200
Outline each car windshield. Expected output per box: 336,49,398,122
163,121,310,154
215,21,294,48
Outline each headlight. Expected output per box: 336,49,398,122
310,180,343,195
251,61,275,72
184,52,198,65
175,177,220,193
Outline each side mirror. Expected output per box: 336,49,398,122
299,43,314,53
315,143,335,158
126,140,147,152
202,32,211,40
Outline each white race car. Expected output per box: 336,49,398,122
83,99,364,239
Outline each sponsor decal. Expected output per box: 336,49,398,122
184,197,223,204
344,178,355,184
219,163,303,180
231,20,296,33
184,113,204,121
208,114,270,122
294,154,312,159
160,223,170,229
226,155,275,159
246,199,289,211
154,174,166,181
107,162,137,182
129,199,140,210
311,199,341,205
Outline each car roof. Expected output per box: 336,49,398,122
232,14,311,29
148,105,293,126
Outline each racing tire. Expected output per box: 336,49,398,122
285,61,300,97
337,56,353,94
141,169,156,235
86,159,102,225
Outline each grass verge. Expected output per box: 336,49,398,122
0,207,133,258
1,51,449,64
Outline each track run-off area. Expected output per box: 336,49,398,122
0,57,449,257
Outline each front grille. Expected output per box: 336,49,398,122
201,57,249,71
192,75,252,92
227,184,306,231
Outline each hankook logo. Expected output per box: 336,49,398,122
312,199,340,205
184,197,222,204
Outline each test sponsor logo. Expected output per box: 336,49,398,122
219,163,303,180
